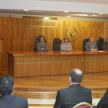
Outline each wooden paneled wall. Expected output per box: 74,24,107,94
0,16,108,71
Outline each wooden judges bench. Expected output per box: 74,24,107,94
8,51,108,77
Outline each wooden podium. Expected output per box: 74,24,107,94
0,37,4,75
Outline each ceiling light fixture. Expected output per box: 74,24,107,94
67,16,71,17
99,13,103,14
23,9,29,12
64,11,69,13
92,15,97,16
44,17,49,20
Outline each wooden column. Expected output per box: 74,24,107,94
0,37,4,75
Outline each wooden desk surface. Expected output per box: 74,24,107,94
8,50,108,77
7,50,108,56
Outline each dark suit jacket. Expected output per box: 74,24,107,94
103,42,108,50
0,94,28,108
53,84,92,108
96,88,108,108
37,42,49,51
85,42,98,51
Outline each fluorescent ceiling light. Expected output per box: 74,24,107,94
92,15,97,16
23,9,29,11
64,11,69,13
67,16,71,17
44,17,49,20
99,13,103,14
71,14,88,16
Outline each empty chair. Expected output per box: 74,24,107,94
96,37,104,50
34,35,46,51
83,38,90,50
53,38,62,51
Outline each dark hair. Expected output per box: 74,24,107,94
70,68,83,83
0,75,14,95
90,36,94,39
40,36,44,40
64,37,69,42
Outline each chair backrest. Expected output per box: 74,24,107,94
73,103,93,108
53,38,62,51
83,38,90,50
34,35,46,51
60,103,75,108
96,37,104,50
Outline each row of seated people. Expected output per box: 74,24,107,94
36,36,108,52
0,69,108,108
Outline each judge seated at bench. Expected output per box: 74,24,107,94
103,38,108,50
60,37,72,51
85,36,98,51
37,37,49,51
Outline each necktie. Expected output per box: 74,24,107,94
91,44,94,49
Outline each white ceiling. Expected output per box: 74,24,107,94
0,0,108,18
35,0,108,5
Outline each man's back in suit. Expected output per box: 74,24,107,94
54,84,92,108
53,68,92,108
0,95,28,108
0,75,28,108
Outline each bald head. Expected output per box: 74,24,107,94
70,68,83,83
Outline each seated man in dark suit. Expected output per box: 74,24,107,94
37,37,49,51
53,68,92,108
95,88,108,108
103,38,108,50
85,36,98,51
0,75,28,108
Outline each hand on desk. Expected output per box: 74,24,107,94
91,49,97,52
65,49,71,52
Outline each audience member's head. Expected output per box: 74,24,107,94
69,68,83,84
0,75,14,95
40,37,44,42
89,36,94,43
106,38,108,43
64,37,69,43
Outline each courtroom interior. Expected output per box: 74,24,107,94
1,0,108,108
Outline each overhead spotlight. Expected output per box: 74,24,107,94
67,16,71,17
23,9,29,12
44,17,49,20
99,13,103,14
64,11,69,13
92,15,97,16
